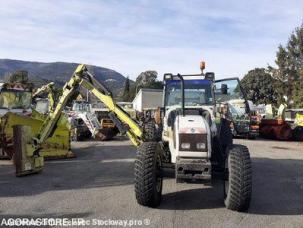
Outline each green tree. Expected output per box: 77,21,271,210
136,71,158,87
122,70,163,102
122,77,130,101
135,70,163,92
269,23,303,107
241,68,278,105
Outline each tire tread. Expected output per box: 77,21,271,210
225,144,252,211
135,142,162,207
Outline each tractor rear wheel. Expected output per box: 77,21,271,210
143,121,161,142
135,142,163,207
224,144,252,211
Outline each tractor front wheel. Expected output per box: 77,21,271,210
135,142,163,207
224,144,252,211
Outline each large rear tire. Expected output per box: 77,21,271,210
135,142,163,207
142,121,162,142
224,145,252,211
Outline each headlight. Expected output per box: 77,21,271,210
196,143,206,150
181,143,190,149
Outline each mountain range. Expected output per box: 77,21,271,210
0,59,128,97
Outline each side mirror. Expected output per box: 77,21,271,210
221,84,228,95
205,72,215,81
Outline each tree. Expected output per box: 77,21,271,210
121,70,163,102
241,68,278,105
136,71,158,87
122,77,130,101
135,70,163,92
269,23,303,107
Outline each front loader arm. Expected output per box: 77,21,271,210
32,82,55,98
78,73,142,146
34,66,84,146
32,82,56,111
15,64,144,176
35,64,143,148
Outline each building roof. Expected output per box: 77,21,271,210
139,88,163,93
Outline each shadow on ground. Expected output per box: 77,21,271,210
158,157,303,215
0,142,136,197
160,182,224,210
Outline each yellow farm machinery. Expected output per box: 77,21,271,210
0,71,73,159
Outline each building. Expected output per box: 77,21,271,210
132,88,163,112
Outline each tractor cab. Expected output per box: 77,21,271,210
163,71,216,117
164,76,214,110
0,71,33,116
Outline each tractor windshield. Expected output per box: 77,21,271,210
164,79,213,107
0,91,32,109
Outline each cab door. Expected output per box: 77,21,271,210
214,77,250,113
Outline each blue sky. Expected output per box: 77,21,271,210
0,0,302,80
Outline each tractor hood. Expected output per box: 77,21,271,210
168,114,212,163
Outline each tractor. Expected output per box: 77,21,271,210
134,63,252,211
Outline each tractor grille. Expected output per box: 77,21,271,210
179,133,208,152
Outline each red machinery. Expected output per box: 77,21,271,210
259,118,292,140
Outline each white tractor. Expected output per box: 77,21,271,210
134,63,252,211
